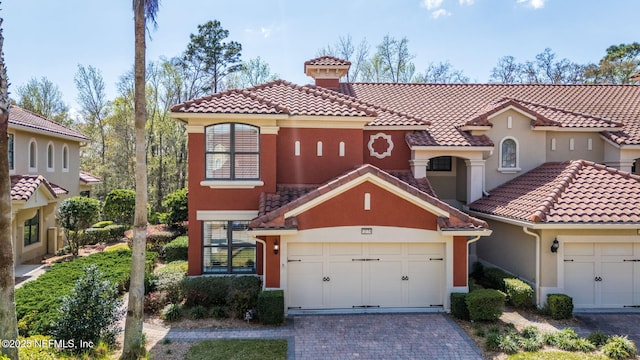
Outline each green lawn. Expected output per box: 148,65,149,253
185,339,287,360
509,351,609,360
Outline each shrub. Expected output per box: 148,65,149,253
93,220,115,228
57,196,101,256
544,328,579,346
103,189,135,226
155,261,187,304
485,333,501,351
497,333,521,354
83,224,128,244
209,306,228,319
520,325,540,339
468,278,482,292
587,331,610,347
183,276,231,307
556,337,595,352
228,276,262,319
602,336,637,360
163,236,188,262
471,261,484,279
483,267,514,291
257,290,285,325
144,291,167,314
503,278,534,308
162,188,188,226
546,293,573,320
160,304,182,322
189,305,208,320
53,265,124,351
17,335,59,360
520,336,544,352
465,288,506,321
450,292,470,320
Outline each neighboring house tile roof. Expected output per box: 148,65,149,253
171,80,429,127
338,83,640,146
10,175,66,201
304,56,351,67
468,160,640,223
79,171,102,184
251,164,488,230
9,106,89,141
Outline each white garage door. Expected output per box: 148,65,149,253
564,243,640,308
287,242,444,310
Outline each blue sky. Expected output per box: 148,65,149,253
3,0,639,112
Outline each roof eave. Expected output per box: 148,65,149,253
468,210,640,230
9,123,89,142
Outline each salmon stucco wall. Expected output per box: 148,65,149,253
364,130,411,171
295,181,438,230
453,236,468,287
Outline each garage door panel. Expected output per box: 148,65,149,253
565,261,596,307
328,260,363,307
288,261,324,308
369,243,401,256
601,262,633,306
329,243,362,256
289,243,323,256
565,243,595,256
600,243,633,257
408,243,442,256
368,260,403,306
408,259,443,307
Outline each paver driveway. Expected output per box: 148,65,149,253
573,313,640,345
163,313,483,359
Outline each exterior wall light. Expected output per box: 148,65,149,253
550,239,559,253
273,240,279,255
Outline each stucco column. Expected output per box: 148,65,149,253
410,159,429,178
465,159,485,203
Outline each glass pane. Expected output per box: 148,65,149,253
206,154,231,179
501,139,516,168
206,124,231,152
8,134,13,170
231,222,253,245
203,221,228,246
234,154,259,179
203,246,229,273
231,246,256,273
234,124,259,152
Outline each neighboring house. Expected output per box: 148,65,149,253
8,105,100,264
171,56,640,311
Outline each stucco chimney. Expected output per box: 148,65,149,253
304,56,351,89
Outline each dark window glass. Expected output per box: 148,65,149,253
427,156,452,171
8,134,14,170
202,221,256,274
24,211,40,246
205,123,259,180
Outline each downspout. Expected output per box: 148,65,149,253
254,238,267,291
522,227,541,307
467,235,481,290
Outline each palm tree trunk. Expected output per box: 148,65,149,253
0,11,19,360
121,1,148,358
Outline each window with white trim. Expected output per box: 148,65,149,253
47,142,54,171
24,210,40,246
205,123,259,180
8,133,14,170
62,145,69,171
499,137,519,171
202,221,256,274
427,156,452,171
28,139,37,170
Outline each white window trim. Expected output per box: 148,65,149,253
62,144,69,172
28,138,37,172
316,141,323,157
200,180,264,189
339,141,345,157
294,141,301,156
46,141,55,172
498,136,521,173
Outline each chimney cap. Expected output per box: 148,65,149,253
304,56,351,81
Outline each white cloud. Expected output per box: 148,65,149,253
421,0,444,10
431,8,452,18
517,0,546,9
244,25,278,39
459,0,475,5
260,27,272,38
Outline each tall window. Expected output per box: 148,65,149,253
500,137,518,169
202,221,256,274
24,211,40,246
28,139,37,170
8,133,14,170
47,142,54,171
62,145,69,171
205,123,259,180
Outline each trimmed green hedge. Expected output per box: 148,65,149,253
504,278,534,308
257,290,284,325
547,293,573,320
182,276,262,318
483,267,513,291
15,250,157,336
163,235,188,262
465,289,506,321
450,292,470,320
83,224,127,244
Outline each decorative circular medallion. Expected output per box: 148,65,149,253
368,133,394,159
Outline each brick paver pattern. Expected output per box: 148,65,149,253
162,313,483,359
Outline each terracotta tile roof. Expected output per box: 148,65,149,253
250,164,488,230
9,106,89,141
631,71,640,81
304,56,351,67
171,80,429,127
339,83,640,146
469,160,640,223
79,171,102,184
10,175,63,201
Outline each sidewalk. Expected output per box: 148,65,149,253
14,263,49,289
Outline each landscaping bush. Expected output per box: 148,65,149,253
587,331,610,347
519,336,544,352
160,304,182,322
155,261,188,304
544,328,579,347
228,276,262,319
83,224,128,244
557,337,596,352
468,277,482,292
602,336,637,360
57,196,101,256
144,291,167,314
450,292,470,320
546,293,573,320
257,290,285,325
209,306,228,319
485,332,501,351
53,265,124,350
465,288,506,321
471,261,484,279
483,267,514,291
189,305,208,320
163,236,188,262
92,220,115,228
103,189,135,226
503,278,534,308
162,188,188,226
183,276,232,307
497,333,520,354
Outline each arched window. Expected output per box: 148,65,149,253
499,137,519,171
28,139,37,170
205,123,259,180
62,145,69,171
47,142,54,171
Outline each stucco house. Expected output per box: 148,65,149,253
8,105,100,264
171,56,640,311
